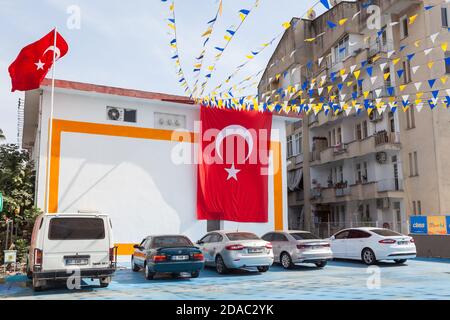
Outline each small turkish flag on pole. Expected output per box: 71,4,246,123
8,29,68,92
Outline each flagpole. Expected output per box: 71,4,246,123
45,27,57,213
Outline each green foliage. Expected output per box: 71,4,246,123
0,144,41,262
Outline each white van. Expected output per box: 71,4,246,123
27,213,116,291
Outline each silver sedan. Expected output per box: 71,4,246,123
261,231,333,269
196,231,274,274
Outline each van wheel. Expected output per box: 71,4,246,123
131,256,140,272
362,248,377,265
99,277,111,288
32,278,44,292
215,255,229,274
144,263,155,280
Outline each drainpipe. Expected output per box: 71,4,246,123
302,116,312,232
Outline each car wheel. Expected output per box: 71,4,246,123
257,266,269,273
191,270,200,278
215,255,229,274
144,263,155,280
171,272,181,278
362,248,377,265
99,277,111,288
131,256,140,272
280,252,294,269
315,261,328,268
394,259,407,264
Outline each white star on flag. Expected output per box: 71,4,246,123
225,164,240,181
35,60,45,70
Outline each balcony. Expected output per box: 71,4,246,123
311,179,404,205
375,131,400,147
377,179,403,193
368,39,394,59
311,135,401,166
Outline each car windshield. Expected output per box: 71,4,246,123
48,218,105,240
226,232,260,241
371,229,402,237
290,232,319,240
152,236,193,248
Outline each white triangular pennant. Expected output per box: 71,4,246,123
430,32,440,44
412,66,420,74
370,76,378,85
414,82,422,91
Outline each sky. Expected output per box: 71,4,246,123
0,0,318,144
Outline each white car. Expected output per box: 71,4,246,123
330,227,417,265
27,213,116,291
261,231,332,269
196,231,274,274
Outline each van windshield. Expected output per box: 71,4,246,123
48,218,105,240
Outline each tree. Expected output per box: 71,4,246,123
0,129,5,141
0,144,41,263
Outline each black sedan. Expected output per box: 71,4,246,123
131,235,204,279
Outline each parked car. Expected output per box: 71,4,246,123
330,227,417,265
27,213,116,291
261,230,332,269
196,231,274,274
131,235,204,280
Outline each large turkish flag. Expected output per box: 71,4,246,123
197,107,273,222
8,29,69,92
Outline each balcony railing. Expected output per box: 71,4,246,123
333,143,348,155
368,39,394,58
375,131,400,146
377,179,403,192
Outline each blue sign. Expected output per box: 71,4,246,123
410,216,428,234
447,217,450,234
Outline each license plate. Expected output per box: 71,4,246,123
310,246,323,250
248,248,264,254
171,255,189,261
398,241,409,246
66,258,89,266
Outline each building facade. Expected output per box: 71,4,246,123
258,0,450,236
22,79,293,257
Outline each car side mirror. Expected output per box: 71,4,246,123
330,236,335,240
196,240,203,245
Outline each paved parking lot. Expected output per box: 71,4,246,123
1,258,450,300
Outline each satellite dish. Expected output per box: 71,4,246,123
306,9,316,20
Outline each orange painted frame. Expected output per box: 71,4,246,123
47,119,284,253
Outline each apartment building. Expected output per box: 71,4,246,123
258,0,450,236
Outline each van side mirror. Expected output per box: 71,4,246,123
133,244,140,249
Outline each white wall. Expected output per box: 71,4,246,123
35,87,288,246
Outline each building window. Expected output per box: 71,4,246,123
406,105,416,129
293,133,302,155
362,120,368,139
287,136,293,158
401,16,409,38
389,112,396,133
413,201,417,216
334,35,349,63
446,52,450,74
356,163,362,183
363,162,368,182
442,7,449,27
402,60,412,84
417,200,422,215
356,123,362,140
409,151,419,177
337,127,342,145
414,151,419,176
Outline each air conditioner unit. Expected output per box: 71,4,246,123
369,111,383,122
376,198,390,210
107,106,124,121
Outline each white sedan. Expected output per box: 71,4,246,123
330,227,416,265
